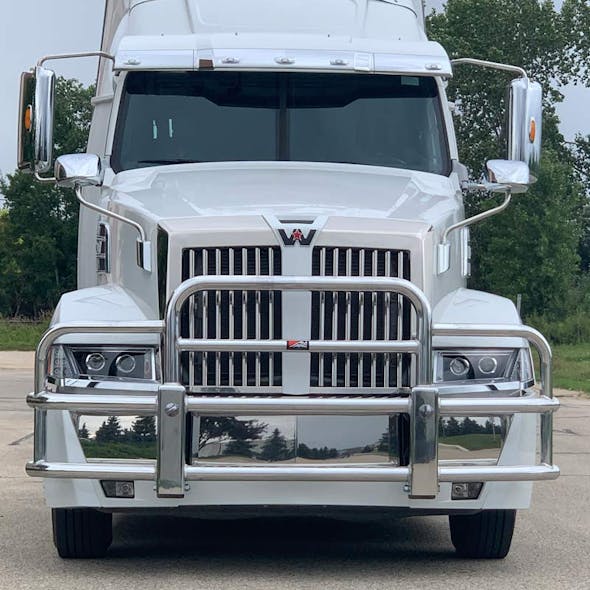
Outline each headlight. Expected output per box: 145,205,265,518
48,346,157,381
435,349,533,384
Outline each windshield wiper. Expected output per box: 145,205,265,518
138,159,202,165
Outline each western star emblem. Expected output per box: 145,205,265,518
279,228,316,246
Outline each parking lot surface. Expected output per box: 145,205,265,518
1,371,589,590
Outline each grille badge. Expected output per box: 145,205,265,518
287,340,310,351
279,228,316,246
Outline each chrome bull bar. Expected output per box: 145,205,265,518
26,277,559,500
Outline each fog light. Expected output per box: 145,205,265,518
451,482,483,500
101,480,135,498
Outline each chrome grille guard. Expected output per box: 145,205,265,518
26,276,559,499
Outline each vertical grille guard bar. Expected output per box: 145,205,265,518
164,276,433,385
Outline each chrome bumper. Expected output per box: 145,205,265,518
26,276,560,500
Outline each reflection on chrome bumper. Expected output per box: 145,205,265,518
74,413,508,466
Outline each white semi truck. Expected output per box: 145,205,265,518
19,0,559,559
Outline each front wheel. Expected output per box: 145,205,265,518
449,510,516,559
52,508,113,558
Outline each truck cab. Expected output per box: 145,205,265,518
19,0,558,559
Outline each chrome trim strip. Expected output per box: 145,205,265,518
26,460,560,483
27,392,559,417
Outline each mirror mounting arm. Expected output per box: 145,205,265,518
34,171,56,184
74,185,152,273
451,58,528,80
37,51,114,67
437,189,512,275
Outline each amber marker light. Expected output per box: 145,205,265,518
529,118,536,143
24,105,33,132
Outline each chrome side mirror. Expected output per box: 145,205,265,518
55,153,103,188
508,78,542,177
485,159,531,194
18,67,56,174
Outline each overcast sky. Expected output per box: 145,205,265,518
0,0,588,176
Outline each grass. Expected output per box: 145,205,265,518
1,319,588,395
80,439,157,460
440,433,502,451
552,343,590,395
0,319,49,351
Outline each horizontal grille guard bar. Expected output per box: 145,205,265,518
27,391,560,417
176,338,421,353
26,460,560,483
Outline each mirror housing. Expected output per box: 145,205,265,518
55,153,103,188
485,159,531,194
508,78,542,177
17,67,56,174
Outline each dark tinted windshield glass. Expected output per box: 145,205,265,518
112,72,450,175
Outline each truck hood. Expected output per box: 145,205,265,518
108,162,460,227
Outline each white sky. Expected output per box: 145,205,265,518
0,0,588,176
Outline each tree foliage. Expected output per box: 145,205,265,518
0,78,94,317
428,0,588,318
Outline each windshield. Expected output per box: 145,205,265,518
112,71,450,175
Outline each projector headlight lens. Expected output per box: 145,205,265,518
49,346,156,381
436,349,530,383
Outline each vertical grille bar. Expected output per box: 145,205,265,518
181,247,282,390
311,247,412,390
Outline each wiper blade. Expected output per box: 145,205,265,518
137,159,202,165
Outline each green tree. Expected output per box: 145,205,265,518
0,77,95,317
224,438,255,458
130,416,156,442
198,417,267,451
258,428,293,462
428,0,586,318
95,416,123,443
78,422,90,439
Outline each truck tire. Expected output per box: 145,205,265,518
449,510,516,559
52,508,112,558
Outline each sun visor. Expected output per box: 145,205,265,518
115,36,452,76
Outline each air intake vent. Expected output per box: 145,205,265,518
181,247,282,390
311,247,413,389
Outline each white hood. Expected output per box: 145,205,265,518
108,161,460,228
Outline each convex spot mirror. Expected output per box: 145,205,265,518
18,66,56,174
508,78,542,178
485,159,531,194
55,153,103,188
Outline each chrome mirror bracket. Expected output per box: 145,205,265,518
54,153,152,273
438,188,513,275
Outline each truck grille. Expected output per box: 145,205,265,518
180,247,282,389
310,247,413,389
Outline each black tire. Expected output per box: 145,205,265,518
52,508,113,558
449,510,516,559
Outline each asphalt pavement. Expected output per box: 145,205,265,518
1,370,589,590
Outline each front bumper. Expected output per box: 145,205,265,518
26,276,559,502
